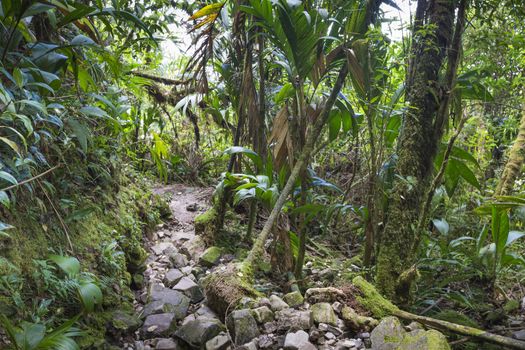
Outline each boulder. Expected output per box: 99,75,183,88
164,269,184,287
283,291,304,308
172,276,204,303
147,284,190,320
175,318,225,349
341,306,378,330
170,253,189,268
269,295,289,312
180,235,206,261
226,309,260,345
205,332,230,350
311,303,338,326
371,316,451,350
275,308,313,331
141,313,177,338
284,330,316,350
199,246,222,267
110,310,141,334
251,306,274,324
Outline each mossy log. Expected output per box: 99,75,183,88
352,277,525,350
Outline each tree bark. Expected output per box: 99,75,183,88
495,102,525,196
375,0,457,303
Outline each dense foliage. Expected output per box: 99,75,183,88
1,0,525,348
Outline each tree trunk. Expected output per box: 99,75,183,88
375,0,458,303
495,102,525,196
245,63,349,268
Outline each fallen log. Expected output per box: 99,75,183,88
352,276,525,350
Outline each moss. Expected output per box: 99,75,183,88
194,207,218,243
503,299,520,313
433,310,480,328
199,246,222,267
352,276,399,318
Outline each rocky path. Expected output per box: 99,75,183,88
117,184,443,350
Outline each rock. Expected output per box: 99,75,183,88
311,302,338,326
263,321,278,333
152,242,177,256
513,329,525,341
110,310,141,333
371,316,451,350
180,235,206,261
163,269,184,287
325,332,335,340
172,276,204,303
335,338,359,349
341,306,378,330
186,203,198,211
258,334,275,349
205,332,230,350
155,338,178,350
284,330,316,350
175,318,225,349
147,284,190,320
251,306,274,324
239,341,257,350
199,246,222,267
170,253,189,268
269,295,289,311
226,309,260,346
332,301,343,314
305,287,345,304
141,313,177,338
196,304,219,320
283,291,304,308
318,323,342,336
275,308,313,331
135,341,145,350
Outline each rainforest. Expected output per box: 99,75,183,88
1,0,525,349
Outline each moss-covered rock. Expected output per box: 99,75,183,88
283,291,304,308
199,246,222,267
194,207,218,243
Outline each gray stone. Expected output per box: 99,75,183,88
305,287,345,304
170,253,189,268
172,276,204,303
283,291,304,308
155,338,178,350
335,338,359,349
175,318,225,348
251,306,274,324
152,242,177,256
134,341,145,350
180,235,206,261
269,295,289,311
311,302,338,326
205,332,230,350
513,329,525,341
275,308,313,331
258,334,275,349
147,284,190,320
196,304,219,320
199,246,222,267
110,310,141,333
164,269,184,287
239,341,257,350
226,309,260,345
284,330,316,350
141,313,177,338
370,316,404,350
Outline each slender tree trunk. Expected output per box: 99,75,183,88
495,102,525,196
375,0,458,303
245,63,349,268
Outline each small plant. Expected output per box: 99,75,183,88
0,314,81,350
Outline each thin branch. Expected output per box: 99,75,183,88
1,165,61,192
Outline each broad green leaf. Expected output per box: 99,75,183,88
506,231,525,247
0,191,10,208
328,111,341,141
451,158,480,190
0,171,18,185
80,106,108,118
71,34,96,46
49,255,81,277
274,83,295,103
13,68,24,88
223,147,262,170
78,281,102,312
